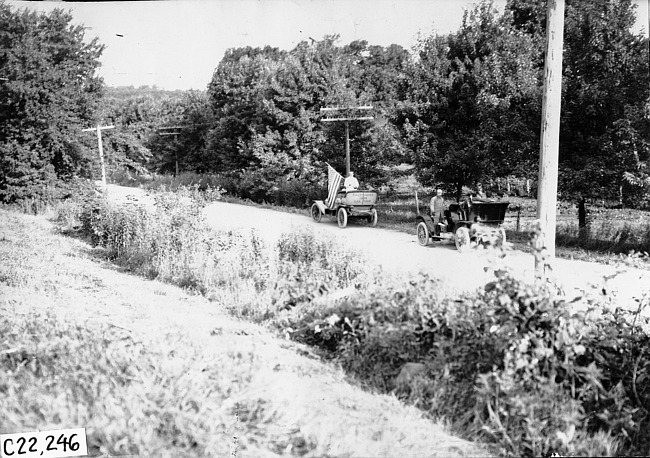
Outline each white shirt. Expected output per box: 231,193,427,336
344,176,359,191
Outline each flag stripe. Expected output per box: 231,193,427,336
325,163,343,208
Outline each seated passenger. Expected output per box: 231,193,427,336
344,171,359,192
474,183,487,201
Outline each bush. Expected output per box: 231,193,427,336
78,189,367,323
285,260,650,456
80,186,224,287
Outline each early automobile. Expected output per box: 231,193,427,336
416,198,509,251
312,190,378,228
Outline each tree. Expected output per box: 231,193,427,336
507,0,650,219
100,86,210,176
397,1,541,198
202,37,409,202
0,2,104,202
206,46,287,172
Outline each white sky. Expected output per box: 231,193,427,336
7,0,650,91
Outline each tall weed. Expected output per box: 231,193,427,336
286,251,650,456
557,219,650,254
78,190,369,322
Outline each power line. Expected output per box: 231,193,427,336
320,106,374,176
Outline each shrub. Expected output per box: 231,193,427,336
285,260,650,456
80,186,224,287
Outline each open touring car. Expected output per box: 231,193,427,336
416,199,509,251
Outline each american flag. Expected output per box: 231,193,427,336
325,163,343,208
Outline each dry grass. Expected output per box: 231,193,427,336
0,208,488,457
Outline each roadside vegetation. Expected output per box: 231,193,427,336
1,200,485,458
8,187,646,457
119,170,650,268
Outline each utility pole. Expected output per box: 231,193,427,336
82,124,114,191
536,0,565,276
320,106,373,176
158,125,186,176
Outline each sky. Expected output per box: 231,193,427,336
7,0,650,91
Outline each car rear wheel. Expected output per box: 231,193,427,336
337,207,348,228
369,209,378,227
454,226,471,252
311,203,322,223
417,222,430,246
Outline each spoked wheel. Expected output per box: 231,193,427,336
368,209,378,227
454,226,471,252
417,222,430,246
337,207,348,228
311,203,322,223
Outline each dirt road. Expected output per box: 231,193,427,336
201,201,649,309
106,185,649,310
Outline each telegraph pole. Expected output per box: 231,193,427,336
158,126,185,176
320,106,373,176
536,0,565,276
82,124,114,191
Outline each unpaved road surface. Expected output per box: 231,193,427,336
107,185,649,310
201,201,649,307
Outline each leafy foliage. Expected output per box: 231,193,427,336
506,0,650,209
0,2,104,202
288,253,650,456
396,2,542,198
201,37,411,202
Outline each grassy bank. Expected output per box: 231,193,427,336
56,187,650,457
0,208,485,457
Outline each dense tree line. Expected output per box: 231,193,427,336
164,0,647,208
198,39,411,202
2,0,649,212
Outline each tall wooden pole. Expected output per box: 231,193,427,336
82,125,115,192
96,127,106,187
320,106,373,176
345,121,350,176
536,0,565,275
159,129,182,176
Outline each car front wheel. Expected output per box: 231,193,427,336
417,222,431,246
311,203,322,223
337,207,348,228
